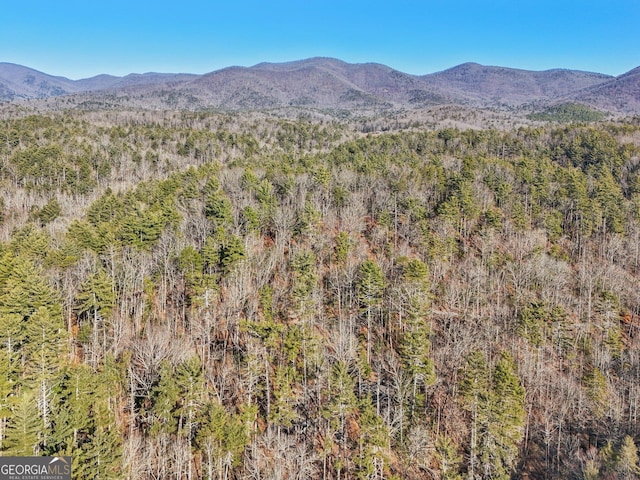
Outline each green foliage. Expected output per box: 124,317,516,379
358,259,385,311
435,435,463,480
529,103,606,123
518,302,568,348
120,205,166,249
35,198,62,225
323,361,358,432
583,366,608,417
196,402,249,473
615,435,640,479
334,231,352,265
354,398,389,479
218,234,245,274
294,198,321,235
0,250,65,388
241,205,260,232
460,351,525,480
269,366,300,428
3,390,40,455
149,358,206,439
490,353,526,475
10,144,97,194
204,190,233,227
87,189,123,225
290,250,317,301
76,268,115,321
50,362,123,479
179,245,204,278
399,319,435,388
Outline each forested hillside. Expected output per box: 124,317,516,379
1,110,640,479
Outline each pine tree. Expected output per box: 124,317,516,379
204,190,233,227
0,347,15,452
354,398,388,480
269,365,300,430
323,361,358,477
358,260,385,363
196,402,248,480
4,390,40,455
460,351,526,479
615,435,640,479
23,306,66,448
75,268,115,365
459,351,491,479
218,235,245,274
49,362,123,479
150,357,205,441
0,251,66,452
485,352,526,480
435,435,463,480
398,258,435,419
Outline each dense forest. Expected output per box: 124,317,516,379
1,108,640,479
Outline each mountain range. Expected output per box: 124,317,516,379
1,57,638,114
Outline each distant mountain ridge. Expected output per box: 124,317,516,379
0,58,638,114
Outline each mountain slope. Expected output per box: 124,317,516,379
568,66,640,114
422,62,613,105
0,58,637,114
0,62,79,100
174,57,450,110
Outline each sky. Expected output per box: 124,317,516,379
1,0,638,79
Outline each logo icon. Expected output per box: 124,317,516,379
0,456,72,480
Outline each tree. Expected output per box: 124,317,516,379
35,198,62,225
397,258,435,419
459,351,491,479
460,351,525,480
204,190,233,228
50,362,123,480
218,235,245,274
357,260,385,363
268,366,300,431
0,347,14,452
615,435,640,479
435,435,463,480
3,391,40,455
323,361,358,477
195,402,249,480
0,251,66,451
354,398,389,480
290,250,317,316
149,357,205,442
487,352,526,479
75,268,115,366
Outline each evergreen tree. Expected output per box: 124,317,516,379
4,390,40,455
196,402,249,480
398,258,435,418
323,361,358,476
485,352,526,480
75,268,115,365
354,398,389,480
150,357,205,441
36,198,62,225
615,435,640,479
268,366,300,430
436,435,463,480
357,260,385,363
459,351,491,479
460,351,525,480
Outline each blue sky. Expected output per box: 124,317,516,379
1,0,638,79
